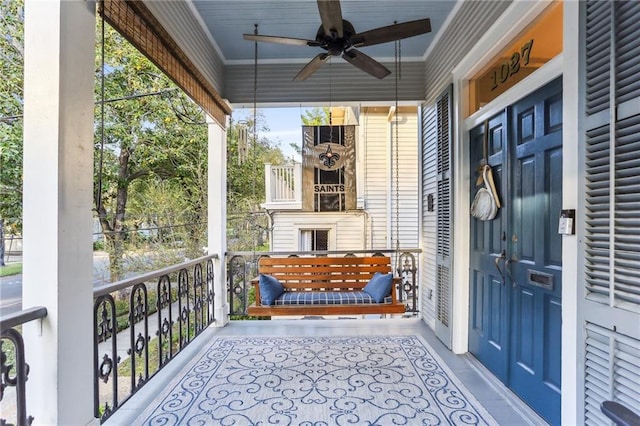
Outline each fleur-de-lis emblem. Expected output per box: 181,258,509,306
319,144,340,168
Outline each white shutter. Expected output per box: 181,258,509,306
584,0,640,310
615,2,640,104
420,103,437,327
584,323,640,426
582,1,640,424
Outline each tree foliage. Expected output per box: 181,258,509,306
0,0,24,265
301,107,330,125
94,22,213,279
0,2,289,273
226,111,287,251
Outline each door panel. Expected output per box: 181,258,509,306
509,79,562,425
468,113,508,382
469,78,562,425
546,147,563,267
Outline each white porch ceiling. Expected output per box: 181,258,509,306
144,0,511,104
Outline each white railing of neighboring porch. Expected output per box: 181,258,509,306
264,164,302,208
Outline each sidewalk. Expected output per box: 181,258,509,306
1,252,22,266
1,251,111,283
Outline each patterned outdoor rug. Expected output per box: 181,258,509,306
134,335,497,425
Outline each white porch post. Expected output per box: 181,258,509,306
562,1,580,424
207,115,229,326
22,0,96,425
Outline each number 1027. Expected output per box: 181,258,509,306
490,39,534,91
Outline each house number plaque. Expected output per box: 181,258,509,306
490,40,534,91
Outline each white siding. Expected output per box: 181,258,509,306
391,111,420,249
362,111,390,249
270,212,366,252
224,62,425,105
423,1,511,104
358,108,418,251
420,104,437,328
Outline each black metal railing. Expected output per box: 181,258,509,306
0,306,48,426
226,249,420,317
93,254,217,423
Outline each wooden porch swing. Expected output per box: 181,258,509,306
247,38,407,318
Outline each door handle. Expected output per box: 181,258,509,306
494,250,506,284
505,256,518,286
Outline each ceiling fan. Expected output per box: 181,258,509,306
243,0,431,81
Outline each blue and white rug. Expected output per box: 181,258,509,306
135,336,497,425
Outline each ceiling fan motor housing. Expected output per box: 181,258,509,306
316,19,356,56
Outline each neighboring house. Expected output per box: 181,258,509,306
262,106,419,253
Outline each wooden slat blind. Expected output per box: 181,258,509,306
99,0,231,127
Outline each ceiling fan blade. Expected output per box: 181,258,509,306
351,18,431,47
243,33,317,46
342,49,391,79
317,0,344,38
294,53,331,81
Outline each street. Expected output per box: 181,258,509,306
0,252,110,316
0,274,22,316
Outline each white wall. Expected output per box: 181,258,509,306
360,108,420,250
361,110,390,249
270,212,367,251
392,111,420,249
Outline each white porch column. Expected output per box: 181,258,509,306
561,2,580,424
22,0,96,425
207,115,230,326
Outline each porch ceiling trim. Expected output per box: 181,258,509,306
99,0,231,127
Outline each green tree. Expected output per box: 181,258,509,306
94,22,209,280
301,107,330,125
0,2,289,275
226,111,286,251
0,0,24,266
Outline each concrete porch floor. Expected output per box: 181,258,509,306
104,318,548,426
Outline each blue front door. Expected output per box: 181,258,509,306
468,78,562,425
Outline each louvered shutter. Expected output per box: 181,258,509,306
434,86,453,347
582,2,640,424
421,103,437,327
584,324,640,425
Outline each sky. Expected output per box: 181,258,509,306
232,107,309,161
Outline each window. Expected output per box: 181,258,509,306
468,2,562,115
300,229,329,251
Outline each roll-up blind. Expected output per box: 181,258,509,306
99,0,231,126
